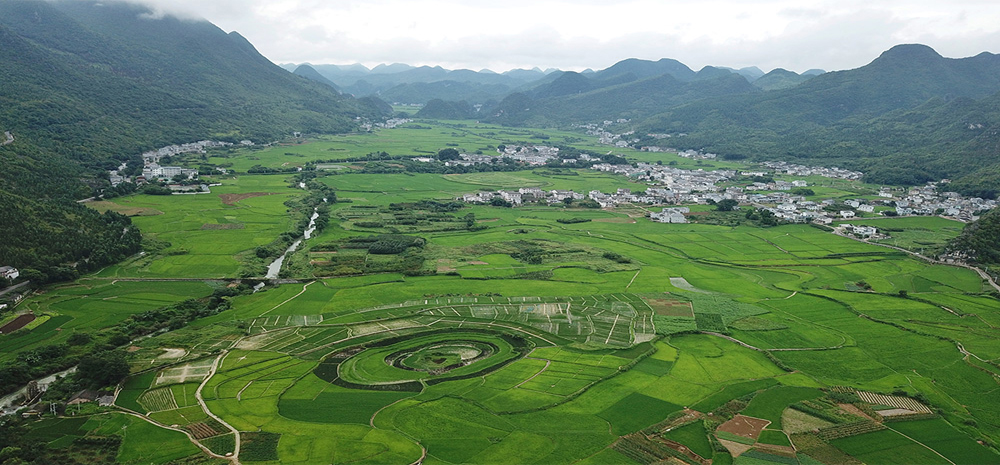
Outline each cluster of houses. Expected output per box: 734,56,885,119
359,118,411,131
675,149,718,159
836,224,883,239
884,183,996,221
761,161,863,180
459,188,584,206
577,120,635,147
457,158,995,228
650,207,690,223
444,145,598,167
592,163,736,196
109,140,234,186
140,140,232,181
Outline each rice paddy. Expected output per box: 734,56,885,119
14,120,1000,464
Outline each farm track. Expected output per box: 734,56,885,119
196,351,241,464
701,331,845,352
832,230,1000,293
885,425,957,465
625,269,641,289
258,280,315,316
114,406,234,461
514,357,551,388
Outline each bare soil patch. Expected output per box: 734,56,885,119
756,443,796,457
436,259,457,273
781,408,833,434
200,223,245,230
718,414,770,439
593,217,637,223
218,192,275,206
837,403,876,421
0,314,35,334
717,438,753,457
158,348,187,359
467,261,489,265
643,298,695,317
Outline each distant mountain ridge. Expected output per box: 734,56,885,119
282,58,822,105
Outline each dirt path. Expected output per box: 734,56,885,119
604,314,621,344
114,406,233,461
514,357,551,388
886,425,957,465
258,280,315,317
625,269,641,289
702,331,844,352
196,351,241,464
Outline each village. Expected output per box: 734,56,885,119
455,149,996,231
107,140,243,192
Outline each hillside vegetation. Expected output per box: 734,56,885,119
0,0,386,275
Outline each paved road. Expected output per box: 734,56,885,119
0,281,30,298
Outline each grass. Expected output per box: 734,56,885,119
279,389,414,425
741,387,824,427
889,418,1000,464
598,393,683,435
661,421,713,458
830,428,948,464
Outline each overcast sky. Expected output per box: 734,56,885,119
134,0,1000,73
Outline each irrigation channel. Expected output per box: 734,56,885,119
265,207,320,279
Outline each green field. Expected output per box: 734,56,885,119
12,118,1000,464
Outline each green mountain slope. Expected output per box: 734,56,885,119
636,44,1000,191
0,0,388,278
490,73,757,126
948,208,1000,266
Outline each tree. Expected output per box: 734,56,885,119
76,350,130,388
490,197,512,207
437,148,461,161
716,199,739,211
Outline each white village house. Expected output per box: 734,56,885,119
0,266,18,280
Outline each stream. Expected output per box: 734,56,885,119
1,366,77,415
265,208,320,279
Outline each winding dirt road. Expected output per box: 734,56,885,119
196,351,242,464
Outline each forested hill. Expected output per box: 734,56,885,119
636,44,1000,192
948,208,1000,267
0,0,388,281
0,0,386,164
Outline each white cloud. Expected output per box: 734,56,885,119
124,0,1000,72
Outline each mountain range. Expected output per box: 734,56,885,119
285,58,825,106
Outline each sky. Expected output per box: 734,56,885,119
131,0,1000,73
